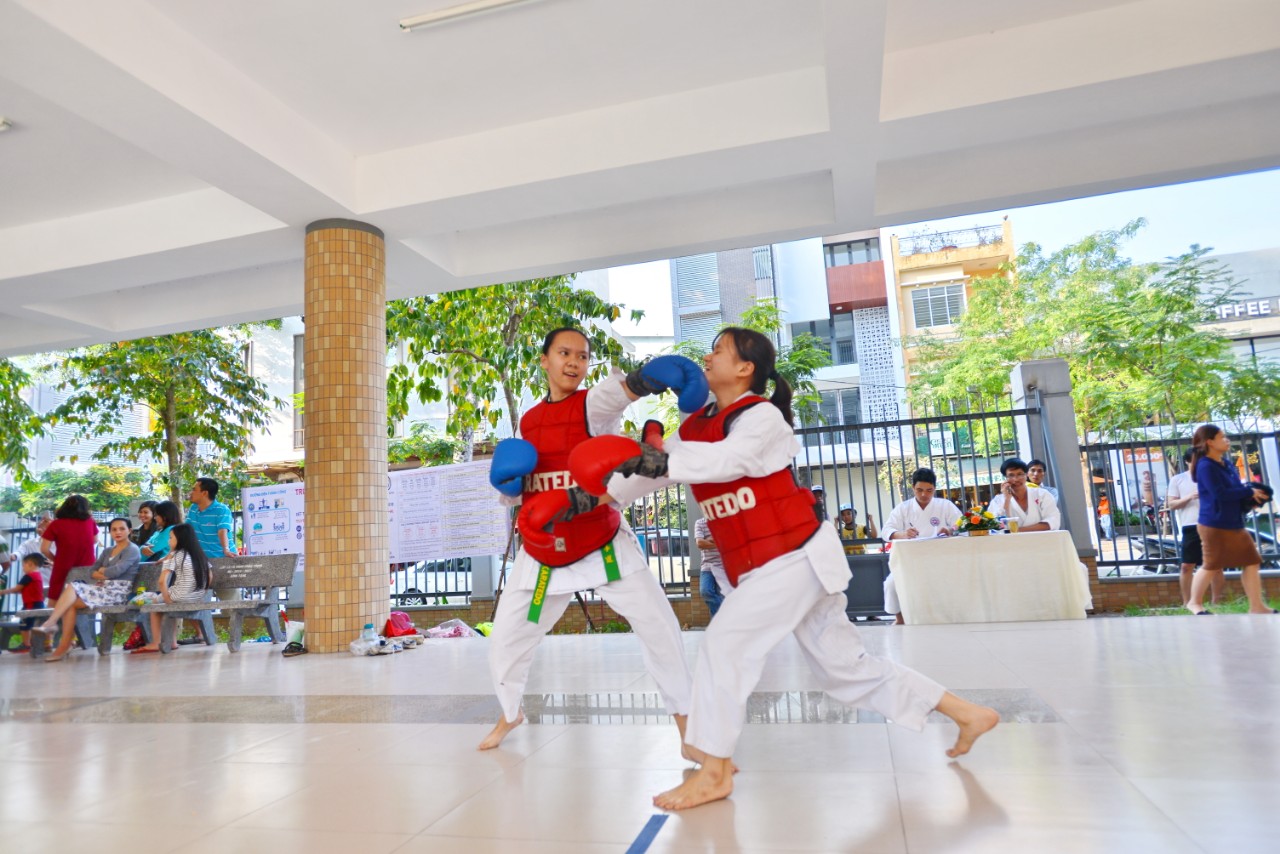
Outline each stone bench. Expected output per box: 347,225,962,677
142,554,298,653
96,563,216,655
15,567,96,658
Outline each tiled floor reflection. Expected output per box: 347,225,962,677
1,615,1276,852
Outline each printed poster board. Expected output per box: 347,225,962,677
241,483,306,557
243,461,510,567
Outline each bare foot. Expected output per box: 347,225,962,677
478,710,524,750
935,692,999,758
680,742,741,773
654,757,734,810
33,623,57,635
893,614,905,625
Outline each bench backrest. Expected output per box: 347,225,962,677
65,566,95,584
134,563,165,592
210,554,299,591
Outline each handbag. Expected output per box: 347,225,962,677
122,626,145,650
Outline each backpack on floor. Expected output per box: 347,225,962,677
384,611,419,637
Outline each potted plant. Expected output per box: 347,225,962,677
956,508,1001,537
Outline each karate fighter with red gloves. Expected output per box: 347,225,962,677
479,327,707,751
568,327,999,809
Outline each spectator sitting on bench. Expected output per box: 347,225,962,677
34,517,141,661
132,524,210,655
139,500,182,561
131,500,159,548
0,552,47,653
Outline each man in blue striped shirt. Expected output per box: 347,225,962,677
188,477,236,601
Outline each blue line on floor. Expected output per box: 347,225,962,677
626,813,669,854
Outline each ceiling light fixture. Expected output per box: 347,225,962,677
0,117,12,132
399,0,542,31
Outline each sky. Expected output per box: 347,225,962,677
606,167,1280,335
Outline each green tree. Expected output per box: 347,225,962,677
43,327,283,504
386,276,641,458
911,221,1279,434
388,422,464,466
653,298,831,431
0,359,45,483
8,465,153,517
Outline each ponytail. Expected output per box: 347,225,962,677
1189,423,1221,484
768,368,795,427
715,328,795,425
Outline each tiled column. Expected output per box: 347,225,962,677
303,219,388,653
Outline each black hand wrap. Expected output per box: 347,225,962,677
614,444,669,480
624,367,666,397
561,486,601,521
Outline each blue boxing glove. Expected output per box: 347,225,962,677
625,354,709,414
489,438,537,497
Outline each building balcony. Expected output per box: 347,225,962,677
893,222,1013,272
826,260,887,311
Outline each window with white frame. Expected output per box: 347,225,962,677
911,283,965,328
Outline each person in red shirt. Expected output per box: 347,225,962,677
41,495,99,602
0,553,48,652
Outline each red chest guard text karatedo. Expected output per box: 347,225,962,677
679,396,821,586
520,390,621,566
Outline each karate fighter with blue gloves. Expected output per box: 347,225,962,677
479,327,706,751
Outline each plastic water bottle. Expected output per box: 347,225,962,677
362,623,377,643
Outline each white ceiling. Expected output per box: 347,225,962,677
1,0,1278,356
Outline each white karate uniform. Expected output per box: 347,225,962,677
489,370,691,723
880,496,964,616
610,396,946,759
987,487,1060,531
880,496,963,541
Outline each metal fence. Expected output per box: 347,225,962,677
1080,423,1280,579
793,393,1044,539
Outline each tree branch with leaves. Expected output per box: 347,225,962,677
386,276,642,457
42,326,283,503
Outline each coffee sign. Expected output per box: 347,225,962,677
1215,298,1277,321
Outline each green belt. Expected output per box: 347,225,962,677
527,540,621,623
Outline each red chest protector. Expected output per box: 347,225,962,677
679,396,820,586
520,390,621,567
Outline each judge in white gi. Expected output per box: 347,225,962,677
986,458,1061,532
571,328,997,810
479,328,701,752
880,468,963,623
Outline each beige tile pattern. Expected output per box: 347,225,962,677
303,221,389,653
3,616,1280,850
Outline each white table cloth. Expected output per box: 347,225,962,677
887,530,1093,625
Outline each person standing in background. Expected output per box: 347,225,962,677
1166,450,1222,606
41,495,98,602
694,516,727,617
1027,460,1058,500
1097,493,1113,540
188,478,235,602
3,512,54,582
1185,424,1275,616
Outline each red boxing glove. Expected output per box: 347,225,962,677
517,490,571,551
569,435,643,495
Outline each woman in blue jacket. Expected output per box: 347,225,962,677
1186,424,1277,615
